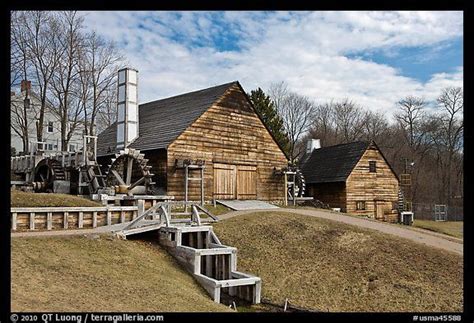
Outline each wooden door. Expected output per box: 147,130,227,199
213,163,236,199
237,165,257,200
375,201,385,220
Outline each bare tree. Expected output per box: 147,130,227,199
333,99,366,143
431,87,463,205
269,86,315,163
95,86,118,133
20,11,61,144
79,31,123,135
50,11,84,151
395,96,427,149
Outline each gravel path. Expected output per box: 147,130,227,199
218,208,463,256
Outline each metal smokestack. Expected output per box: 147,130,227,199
116,68,139,149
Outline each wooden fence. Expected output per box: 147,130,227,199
10,206,139,231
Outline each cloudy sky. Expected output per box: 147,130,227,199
82,11,463,116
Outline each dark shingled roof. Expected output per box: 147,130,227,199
300,141,370,184
97,81,237,156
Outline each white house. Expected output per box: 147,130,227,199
11,80,86,156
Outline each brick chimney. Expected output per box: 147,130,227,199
116,68,139,149
21,80,31,96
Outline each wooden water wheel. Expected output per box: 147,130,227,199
105,148,154,195
33,158,66,192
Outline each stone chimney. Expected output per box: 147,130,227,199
116,68,139,149
306,139,321,154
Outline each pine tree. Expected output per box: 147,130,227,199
248,88,290,156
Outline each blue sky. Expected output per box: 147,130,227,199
81,11,463,115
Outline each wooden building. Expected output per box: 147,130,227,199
96,80,288,202
300,141,400,222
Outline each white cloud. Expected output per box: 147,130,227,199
80,11,463,118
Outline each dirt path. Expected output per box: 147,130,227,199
218,208,463,256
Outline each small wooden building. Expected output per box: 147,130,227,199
300,141,400,222
97,81,288,202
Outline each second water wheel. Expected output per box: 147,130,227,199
105,148,154,195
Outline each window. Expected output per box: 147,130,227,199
369,161,376,173
356,201,366,211
47,143,53,151
47,121,54,133
69,144,75,152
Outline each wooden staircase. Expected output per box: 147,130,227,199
117,202,261,305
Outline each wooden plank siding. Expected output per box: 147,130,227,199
346,145,399,221
166,84,288,201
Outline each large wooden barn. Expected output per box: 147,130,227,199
96,70,288,203
300,141,400,222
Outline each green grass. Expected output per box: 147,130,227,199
213,211,463,312
11,235,232,312
204,203,231,216
413,220,463,239
11,190,101,207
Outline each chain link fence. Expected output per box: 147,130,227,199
412,203,463,221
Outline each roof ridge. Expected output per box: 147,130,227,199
139,81,237,107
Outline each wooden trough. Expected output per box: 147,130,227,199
118,202,261,305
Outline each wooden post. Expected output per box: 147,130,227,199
29,212,35,230
47,212,53,230
64,212,69,229
92,211,98,228
78,212,84,228
284,173,288,206
12,213,17,231
201,166,205,206
107,210,111,226
137,199,145,218
120,211,125,223
293,173,297,206
185,166,189,213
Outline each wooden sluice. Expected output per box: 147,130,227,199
118,201,261,305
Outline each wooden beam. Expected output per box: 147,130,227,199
126,156,133,185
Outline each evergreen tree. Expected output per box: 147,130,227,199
248,88,290,156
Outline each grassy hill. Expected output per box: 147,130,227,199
213,211,463,312
11,235,232,312
11,190,102,207
413,220,463,239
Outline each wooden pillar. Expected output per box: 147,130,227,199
47,212,52,230
185,166,189,213
29,212,35,230
12,213,17,231
284,173,288,206
107,210,111,226
63,212,69,229
92,211,98,228
137,199,145,218
206,255,213,277
120,211,125,223
201,166,205,206
78,212,84,228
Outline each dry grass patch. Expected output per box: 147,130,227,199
11,236,231,312
213,212,463,312
11,190,101,207
413,220,463,239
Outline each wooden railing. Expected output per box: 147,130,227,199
10,206,138,231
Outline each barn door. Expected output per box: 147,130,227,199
213,163,236,199
237,165,257,200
